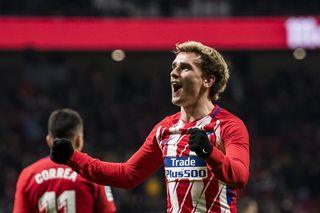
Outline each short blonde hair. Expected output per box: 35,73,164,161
174,41,229,100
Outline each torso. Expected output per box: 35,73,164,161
155,105,238,213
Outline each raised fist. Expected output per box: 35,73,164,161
188,128,213,159
50,138,74,164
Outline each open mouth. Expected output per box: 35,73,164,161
172,81,182,95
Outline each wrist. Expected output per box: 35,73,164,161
201,144,213,159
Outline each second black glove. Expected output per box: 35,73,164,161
50,138,74,164
188,128,213,159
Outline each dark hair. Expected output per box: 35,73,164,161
48,108,83,140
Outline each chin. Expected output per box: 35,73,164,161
171,97,183,106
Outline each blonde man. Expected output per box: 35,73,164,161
51,41,250,213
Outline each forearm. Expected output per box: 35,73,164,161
68,151,136,188
68,143,163,189
206,147,249,188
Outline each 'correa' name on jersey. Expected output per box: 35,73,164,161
165,156,207,180
34,167,77,184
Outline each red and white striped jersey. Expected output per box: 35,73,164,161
156,105,249,213
68,105,249,213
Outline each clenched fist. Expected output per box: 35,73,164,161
188,128,213,159
50,138,74,164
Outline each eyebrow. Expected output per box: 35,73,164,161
172,61,192,68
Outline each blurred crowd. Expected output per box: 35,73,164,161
241,61,320,213
1,1,319,212
0,49,319,212
0,0,319,17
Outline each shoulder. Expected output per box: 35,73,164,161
145,111,181,139
16,157,49,187
216,106,248,133
217,106,246,124
157,111,181,127
19,157,49,175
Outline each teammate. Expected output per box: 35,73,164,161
13,108,116,213
50,41,250,212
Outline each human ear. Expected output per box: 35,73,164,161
203,75,215,88
74,133,84,151
46,134,53,147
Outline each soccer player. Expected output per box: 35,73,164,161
50,41,250,213
13,108,116,213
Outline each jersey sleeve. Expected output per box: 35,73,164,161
206,118,250,188
68,123,164,189
13,170,31,213
94,185,117,213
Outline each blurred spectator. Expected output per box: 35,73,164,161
238,197,258,213
2,0,320,17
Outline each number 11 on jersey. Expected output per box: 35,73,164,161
38,190,75,213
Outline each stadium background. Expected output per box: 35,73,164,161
0,1,320,212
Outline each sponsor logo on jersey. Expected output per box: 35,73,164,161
164,156,207,180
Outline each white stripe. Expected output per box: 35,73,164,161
190,180,205,213
178,181,194,213
156,126,164,151
214,120,221,147
195,115,213,129
207,182,224,212
156,126,161,144
168,181,179,213
167,120,185,212
167,120,185,157
179,141,189,157
191,174,215,213
168,119,184,134
218,181,231,213
187,116,214,213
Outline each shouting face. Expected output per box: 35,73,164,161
170,52,211,108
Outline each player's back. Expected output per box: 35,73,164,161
13,157,115,213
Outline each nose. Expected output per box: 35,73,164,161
170,67,179,79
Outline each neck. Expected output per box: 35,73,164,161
181,98,214,123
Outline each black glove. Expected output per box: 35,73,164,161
188,128,213,159
50,138,74,164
